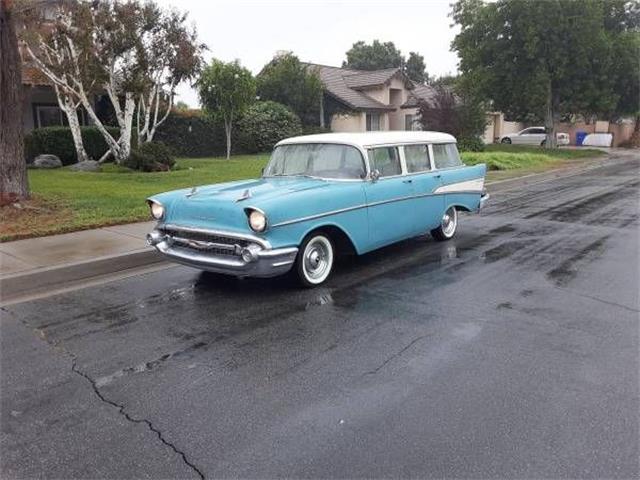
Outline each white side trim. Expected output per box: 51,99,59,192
433,178,484,194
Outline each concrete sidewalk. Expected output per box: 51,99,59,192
0,221,156,275
0,222,165,304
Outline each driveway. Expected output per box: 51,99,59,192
1,156,638,479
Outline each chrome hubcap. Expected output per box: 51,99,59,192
303,236,333,283
442,207,457,237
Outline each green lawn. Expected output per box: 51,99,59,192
1,145,604,241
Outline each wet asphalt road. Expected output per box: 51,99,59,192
2,154,639,479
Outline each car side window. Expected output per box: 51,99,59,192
531,128,546,135
368,147,402,177
432,143,463,169
404,144,431,173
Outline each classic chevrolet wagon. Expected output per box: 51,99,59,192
146,132,488,286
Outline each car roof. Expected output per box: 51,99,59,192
276,131,457,149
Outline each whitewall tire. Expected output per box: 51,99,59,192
431,207,458,241
295,233,334,287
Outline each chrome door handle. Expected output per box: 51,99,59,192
402,179,413,184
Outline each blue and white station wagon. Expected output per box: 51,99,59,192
146,132,489,287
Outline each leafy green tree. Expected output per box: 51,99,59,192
236,101,302,153
405,52,429,84
343,40,404,70
417,77,488,150
431,74,458,87
257,52,322,125
451,0,639,148
198,59,256,159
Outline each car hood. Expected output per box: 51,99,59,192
150,176,330,232
181,176,329,202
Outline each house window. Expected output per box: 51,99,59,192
34,104,87,128
366,113,381,131
35,105,64,128
405,114,420,131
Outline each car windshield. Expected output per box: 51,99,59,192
264,143,366,180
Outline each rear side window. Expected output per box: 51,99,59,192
404,144,430,173
432,143,463,169
368,147,401,177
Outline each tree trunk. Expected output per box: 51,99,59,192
544,83,557,149
113,93,135,164
0,0,29,205
224,118,232,160
59,92,89,163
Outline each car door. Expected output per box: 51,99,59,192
402,144,444,231
514,128,532,144
529,127,546,145
363,146,416,249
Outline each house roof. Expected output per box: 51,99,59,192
343,67,403,88
305,62,436,112
307,63,394,111
22,65,52,86
401,83,437,108
277,131,456,149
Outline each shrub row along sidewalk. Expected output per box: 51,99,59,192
1,146,604,242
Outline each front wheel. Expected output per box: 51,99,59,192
295,233,334,287
431,207,458,241
501,137,512,144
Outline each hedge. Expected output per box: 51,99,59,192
154,109,227,157
235,101,302,153
25,126,121,165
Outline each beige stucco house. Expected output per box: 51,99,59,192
307,63,436,133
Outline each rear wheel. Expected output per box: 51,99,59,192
501,137,512,144
431,207,458,241
295,233,334,287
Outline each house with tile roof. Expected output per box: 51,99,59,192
306,63,436,133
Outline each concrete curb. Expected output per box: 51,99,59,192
0,248,165,304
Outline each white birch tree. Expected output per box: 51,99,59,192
22,0,204,164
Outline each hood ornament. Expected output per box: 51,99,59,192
185,186,198,198
236,189,252,202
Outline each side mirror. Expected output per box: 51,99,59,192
369,169,381,182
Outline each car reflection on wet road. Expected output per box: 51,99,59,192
1,155,639,479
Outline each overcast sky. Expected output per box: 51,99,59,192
155,0,460,107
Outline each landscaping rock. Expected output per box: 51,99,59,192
70,160,100,172
33,154,62,169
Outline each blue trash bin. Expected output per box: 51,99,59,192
576,131,588,146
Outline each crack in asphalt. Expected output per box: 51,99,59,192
1,306,206,480
364,334,429,375
69,358,206,480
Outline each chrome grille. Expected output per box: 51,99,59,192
160,227,249,257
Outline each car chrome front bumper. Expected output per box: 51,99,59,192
147,227,298,278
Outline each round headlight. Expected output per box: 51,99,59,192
149,201,164,220
248,210,267,232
